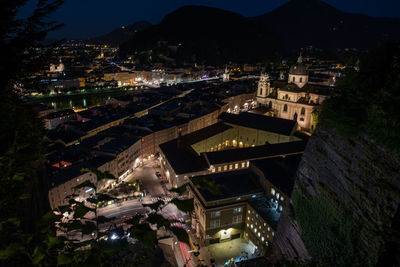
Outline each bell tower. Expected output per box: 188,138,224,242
223,65,230,81
257,73,272,98
256,73,271,105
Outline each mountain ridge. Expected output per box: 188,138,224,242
87,21,152,46
114,0,400,63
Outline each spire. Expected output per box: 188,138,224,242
297,53,303,63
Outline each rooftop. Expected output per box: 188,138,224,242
159,139,208,175
190,170,262,202
219,112,297,136
251,154,303,197
203,140,306,165
271,80,332,96
182,122,232,145
48,155,115,188
98,136,140,154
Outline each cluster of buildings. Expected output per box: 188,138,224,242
23,42,234,95
256,55,335,131
43,56,337,258
158,111,306,256
44,79,256,209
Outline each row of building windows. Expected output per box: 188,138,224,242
270,188,284,201
210,215,243,229
211,206,243,218
211,161,249,173
282,104,307,116
246,209,274,246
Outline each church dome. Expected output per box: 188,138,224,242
289,55,308,75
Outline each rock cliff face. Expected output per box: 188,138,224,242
270,210,311,263
284,126,400,266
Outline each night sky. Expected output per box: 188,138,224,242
20,0,400,39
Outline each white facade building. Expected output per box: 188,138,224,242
256,55,332,131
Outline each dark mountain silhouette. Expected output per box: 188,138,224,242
253,0,400,49
88,21,152,46
118,0,400,63
118,6,283,65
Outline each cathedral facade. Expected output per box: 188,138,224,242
256,56,332,131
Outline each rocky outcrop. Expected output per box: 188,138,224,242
291,126,400,266
270,210,311,263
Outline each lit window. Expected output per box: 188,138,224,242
210,219,220,228
272,232,274,237
235,163,239,169
247,217,250,221
248,210,250,214
256,214,258,218
233,215,242,223
267,227,270,231
250,224,253,229
262,237,265,241
258,232,260,237
229,165,233,170
217,166,221,172
211,211,221,217
224,165,227,171
281,196,284,201
265,241,268,246
212,168,215,173
233,207,242,213
276,192,280,199
247,223,249,227
246,161,249,167
271,188,275,196
264,223,266,227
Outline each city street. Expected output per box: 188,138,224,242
97,159,205,267
128,160,166,196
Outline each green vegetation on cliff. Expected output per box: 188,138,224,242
292,43,400,267
292,187,368,266
319,43,400,151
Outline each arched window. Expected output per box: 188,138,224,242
283,104,288,112
301,107,305,115
259,88,263,96
292,76,295,82
268,101,272,108
300,77,303,83
294,112,298,121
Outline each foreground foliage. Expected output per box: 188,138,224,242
319,43,400,151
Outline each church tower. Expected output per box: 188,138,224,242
223,65,230,81
257,73,272,98
256,73,272,105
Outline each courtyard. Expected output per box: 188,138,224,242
207,238,258,266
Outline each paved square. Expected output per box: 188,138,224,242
207,238,257,266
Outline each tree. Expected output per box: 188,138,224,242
319,42,400,151
0,1,64,266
